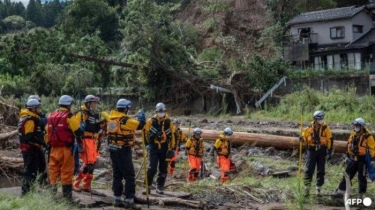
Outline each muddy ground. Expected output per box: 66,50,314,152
0,117,373,209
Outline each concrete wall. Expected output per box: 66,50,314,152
285,75,369,96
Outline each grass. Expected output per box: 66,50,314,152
0,189,76,210
176,154,375,209
250,86,375,125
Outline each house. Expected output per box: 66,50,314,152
283,4,375,71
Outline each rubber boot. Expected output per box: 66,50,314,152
49,184,58,196
124,198,138,209
82,174,94,192
62,184,79,204
73,172,85,192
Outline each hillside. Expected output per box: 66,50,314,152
176,0,273,60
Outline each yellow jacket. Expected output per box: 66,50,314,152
186,137,205,156
175,127,187,149
143,113,175,149
347,128,375,157
302,121,333,150
19,109,40,136
213,134,231,156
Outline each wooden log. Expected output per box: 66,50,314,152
0,155,23,163
0,130,17,141
133,129,347,153
135,192,203,208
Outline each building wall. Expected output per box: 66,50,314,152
351,11,373,40
289,10,373,45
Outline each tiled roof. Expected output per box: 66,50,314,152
310,42,350,53
287,6,365,26
346,28,375,49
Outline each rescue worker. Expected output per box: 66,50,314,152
143,102,175,194
73,95,102,193
18,99,46,195
331,118,375,198
212,127,233,183
299,111,333,196
107,99,145,208
46,95,83,203
186,128,205,182
27,94,48,187
169,118,187,176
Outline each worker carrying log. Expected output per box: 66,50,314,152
186,127,205,182
18,98,47,196
299,111,333,197
143,102,175,195
106,98,145,208
331,118,375,199
169,118,188,176
211,127,234,183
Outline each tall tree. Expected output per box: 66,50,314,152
26,0,43,26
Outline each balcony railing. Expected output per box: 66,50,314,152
283,33,318,46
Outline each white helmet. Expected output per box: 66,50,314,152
193,127,202,134
26,99,41,109
155,102,166,112
313,111,324,120
353,118,365,126
173,118,180,124
28,95,41,102
58,95,74,106
224,127,233,136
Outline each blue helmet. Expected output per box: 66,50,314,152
116,99,131,109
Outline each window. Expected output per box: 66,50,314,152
348,53,361,70
330,27,345,39
353,25,363,33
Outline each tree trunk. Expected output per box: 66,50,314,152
134,129,347,153
0,130,17,141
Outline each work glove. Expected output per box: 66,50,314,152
298,136,304,142
79,121,86,132
146,144,152,151
138,109,146,124
327,150,332,161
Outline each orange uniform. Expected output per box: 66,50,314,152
214,134,231,183
73,105,103,192
186,136,205,182
169,127,187,175
46,108,82,186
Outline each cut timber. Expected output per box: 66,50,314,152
0,130,17,141
141,190,191,199
134,129,347,153
135,192,204,208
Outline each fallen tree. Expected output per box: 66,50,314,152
134,128,347,153
0,130,17,141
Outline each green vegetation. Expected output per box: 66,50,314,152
0,190,76,210
251,87,375,124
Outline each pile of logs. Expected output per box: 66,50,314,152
0,154,23,173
